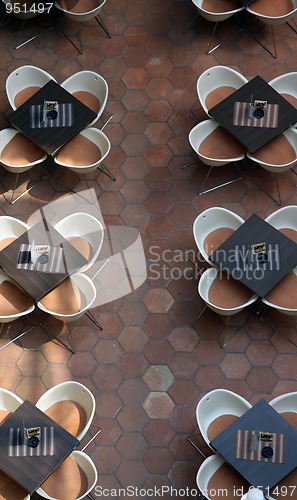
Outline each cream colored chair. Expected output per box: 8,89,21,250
191,0,244,53
196,454,250,500
265,205,297,244
6,65,55,110
269,72,297,112
197,66,248,117
269,391,297,429
37,450,97,500
54,213,104,272
0,387,23,423
0,216,30,251
182,120,244,195
246,127,297,205
36,381,96,441
193,267,258,347
246,0,297,58
0,128,47,204
54,127,115,182
193,207,244,265
61,71,108,127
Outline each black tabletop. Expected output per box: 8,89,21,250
8,80,97,155
0,218,87,302
0,400,79,494
209,76,297,152
210,399,297,491
209,214,297,297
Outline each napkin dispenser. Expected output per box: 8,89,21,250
42,100,58,122
23,426,41,448
249,97,267,120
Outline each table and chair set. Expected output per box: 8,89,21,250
0,64,114,205
183,66,297,205
0,381,100,499
190,388,297,499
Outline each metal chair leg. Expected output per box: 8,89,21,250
81,428,102,452
198,162,242,196
259,313,297,348
95,14,111,38
246,24,277,59
0,324,35,351
3,173,36,205
187,435,207,459
39,321,76,354
85,311,103,330
192,304,208,328
97,163,116,182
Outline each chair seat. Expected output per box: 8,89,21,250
250,0,294,17
265,272,297,309
0,470,29,500
0,238,16,251
57,0,100,13
14,86,41,109
275,468,297,499
208,462,249,499
252,134,296,165
202,0,241,13
279,227,297,244
68,236,93,262
207,414,239,440
1,134,44,166
72,91,101,115
44,400,87,437
209,273,252,309
0,281,33,316
55,134,101,166
39,278,82,315
279,411,297,429
199,127,245,160
0,409,10,424
40,455,88,500
205,86,237,110
281,93,297,109
203,227,235,256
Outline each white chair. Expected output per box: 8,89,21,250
37,272,99,353
0,471,30,500
197,389,252,449
265,205,297,244
269,392,297,429
246,127,297,205
196,454,250,499
193,207,244,265
193,267,258,347
6,65,55,110
246,0,297,58
197,66,248,117
54,127,115,182
191,0,244,53
0,216,30,251
0,128,47,204
182,120,244,195
0,388,23,424
37,450,97,500
61,71,108,127
36,381,96,441
269,72,297,113
54,212,104,272
54,0,111,52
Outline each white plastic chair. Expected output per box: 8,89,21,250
197,66,248,117
0,216,30,251
54,212,104,272
37,450,97,500
246,0,297,58
265,205,297,244
269,391,297,429
197,389,252,449
196,454,250,499
191,0,244,53
193,207,244,265
36,381,96,441
0,388,23,423
193,267,258,347
182,120,244,195
0,128,47,205
61,71,108,127
247,128,297,205
269,73,297,124
54,127,115,182
6,65,55,110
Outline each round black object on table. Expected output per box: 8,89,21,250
261,446,273,458
253,108,265,119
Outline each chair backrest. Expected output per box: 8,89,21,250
54,212,104,272
246,127,297,172
269,72,297,100
261,266,297,314
197,66,248,116
61,70,108,126
0,128,47,173
0,215,30,244
6,65,55,110
270,391,297,414
54,0,106,22
0,388,23,413
193,207,244,264
196,389,251,448
36,381,95,441
246,0,297,25
0,272,35,323
196,454,225,500
265,205,297,234
192,0,244,22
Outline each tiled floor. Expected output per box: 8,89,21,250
0,0,297,498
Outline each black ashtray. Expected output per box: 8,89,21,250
27,436,40,448
261,446,273,458
38,253,49,264
257,252,268,263
253,108,265,119
47,109,58,120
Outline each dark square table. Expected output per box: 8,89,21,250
209,214,297,297
0,400,79,494
0,218,87,302
8,80,97,155
210,399,297,492
209,75,297,152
